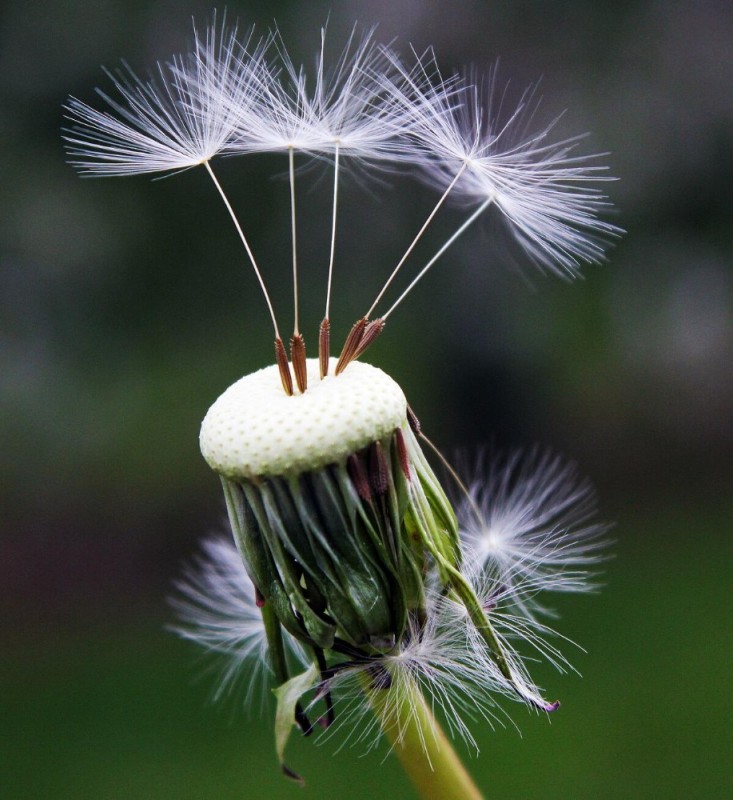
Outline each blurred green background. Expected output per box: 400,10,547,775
2,1,731,798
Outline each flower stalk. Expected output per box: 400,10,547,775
365,676,484,800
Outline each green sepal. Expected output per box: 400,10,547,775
273,664,320,785
264,469,393,646
242,480,337,648
260,598,289,685
223,477,310,638
401,425,460,569
296,466,397,641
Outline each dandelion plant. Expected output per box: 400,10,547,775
64,14,620,798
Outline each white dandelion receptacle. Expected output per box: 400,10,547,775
200,359,407,479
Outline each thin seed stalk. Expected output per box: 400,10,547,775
364,677,484,800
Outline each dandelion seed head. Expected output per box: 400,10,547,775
66,15,618,769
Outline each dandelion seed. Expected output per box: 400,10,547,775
64,16,289,355
369,55,622,316
171,535,307,705
456,448,609,618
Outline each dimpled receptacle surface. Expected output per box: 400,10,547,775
200,358,407,479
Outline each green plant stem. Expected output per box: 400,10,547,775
365,679,484,800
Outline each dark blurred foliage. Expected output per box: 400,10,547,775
1,1,731,798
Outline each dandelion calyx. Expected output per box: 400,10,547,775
201,356,462,654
